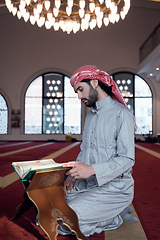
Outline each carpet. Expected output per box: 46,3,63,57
133,143,160,240
1,141,159,240
0,141,105,240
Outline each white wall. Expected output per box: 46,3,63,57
0,1,160,141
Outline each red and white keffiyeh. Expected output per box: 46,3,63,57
70,65,127,107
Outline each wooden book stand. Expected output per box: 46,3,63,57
12,167,88,240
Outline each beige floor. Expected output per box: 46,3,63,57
105,205,147,240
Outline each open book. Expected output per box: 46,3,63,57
12,159,64,181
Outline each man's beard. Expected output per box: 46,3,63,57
82,85,98,107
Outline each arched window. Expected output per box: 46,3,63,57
24,72,81,134
112,72,152,135
0,93,8,134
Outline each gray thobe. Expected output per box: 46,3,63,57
66,96,135,236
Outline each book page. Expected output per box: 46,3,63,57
12,159,63,179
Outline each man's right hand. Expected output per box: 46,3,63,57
63,179,75,196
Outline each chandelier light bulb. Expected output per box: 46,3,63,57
97,18,102,28
120,10,125,20
86,20,89,30
59,19,65,29
47,12,53,21
97,11,103,19
115,5,118,13
110,1,115,10
5,0,10,5
115,13,120,22
37,3,42,13
79,0,85,9
77,21,81,31
8,3,13,12
23,11,30,22
55,0,61,9
53,7,59,17
50,16,55,25
95,5,100,16
54,21,60,31
33,7,38,15
61,25,66,32
90,18,96,29
20,6,26,16
81,18,89,30
5,0,131,34
25,0,31,5
85,13,90,22
5,1,10,10
79,8,84,18
123,5,129,15
68,0,73,8
73,21,80,33
105,0,111,8
65,20,73,34
99,0,104,4
17,10,22,19
66,6,72,16
37,17,43,27
12,6,17,16
73,25,77,33
33,8,39,21
61,20,67,31
20,0,26,8
45,20,52,29
125,0,130,10
109,13,116,23
81,23,85,31
19,4,25,13
89,21,93,30
89,2,95,12
30,14,35,24
103,16,109,26
44,0,50,10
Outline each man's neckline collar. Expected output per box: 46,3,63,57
90,96,112,112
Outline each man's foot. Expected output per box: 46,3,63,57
57,220,75,236
120,206,137,221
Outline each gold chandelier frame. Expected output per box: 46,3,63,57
4,0,131,34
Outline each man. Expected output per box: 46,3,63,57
60,65,137,237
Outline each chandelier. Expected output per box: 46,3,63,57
5,0,130,34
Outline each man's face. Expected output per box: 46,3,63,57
74,81,98,107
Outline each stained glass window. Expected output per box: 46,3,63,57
25,76,42,134
134,75,152,134
112,72,152,135
113,73,134,113
0,94,8,134
64,76,81,134
25,73,81,134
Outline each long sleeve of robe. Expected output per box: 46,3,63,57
66,96,135,236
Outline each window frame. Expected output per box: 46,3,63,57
0,93,9,134
112,71,153,135
24,71,81,135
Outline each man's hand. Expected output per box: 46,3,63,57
64,179,75,196
63,161,95,179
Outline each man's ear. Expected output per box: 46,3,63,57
90,79,98,89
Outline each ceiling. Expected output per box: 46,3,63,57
0,0,160,81
138,44,160,81
137,0,160,81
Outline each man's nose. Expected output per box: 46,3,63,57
78,92,82,99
